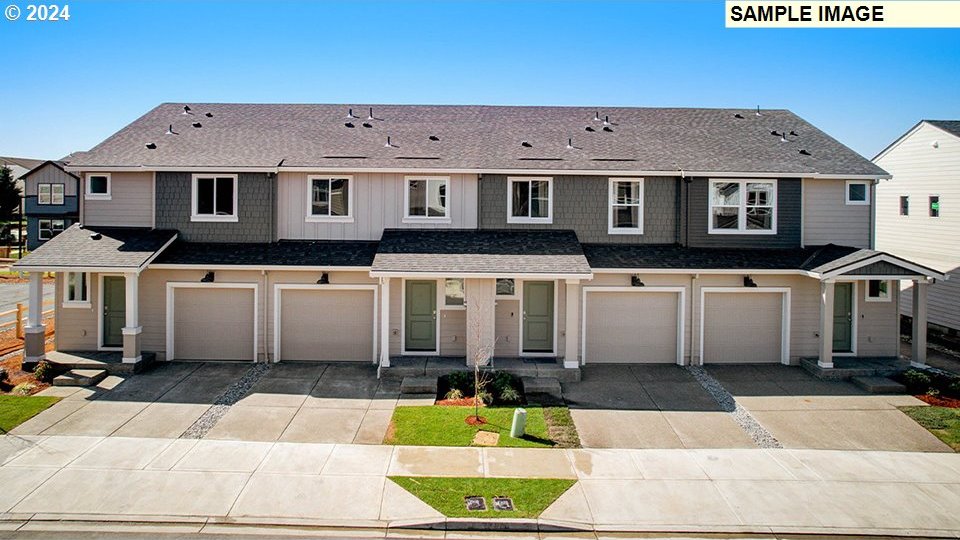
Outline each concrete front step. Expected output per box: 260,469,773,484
41,351,157,375
400,376,438,395
521,376,562,395
852,376,907,394
53,369,108,387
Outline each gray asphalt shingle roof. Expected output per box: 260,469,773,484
372,229,592,275
13,224,177,270
69,103,886,176
927,120,960,138
581,243,859,271
154,240,379,267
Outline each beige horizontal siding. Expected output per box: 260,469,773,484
802,178,871,248
82,171,153,228
494,299,520,357
55,273,98,351
439,309,466,356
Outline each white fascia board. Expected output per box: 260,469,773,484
820,253,947,280
12,265,140,273
147,264,372,272
65,165,280,174
369,270,593,280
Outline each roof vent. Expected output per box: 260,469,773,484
566,138,575,149
362,122,373,128
521,141,532,148
756,106,761,116
145,143,157,150
585,126,595,132
770,130,780,136
182,105,192,115
799,149,811,156
593,111,601,121
603,115,612,126
429,135,440,141
344,122,355,128
789,130,798,137
347,108,359,119
205,112,213,118
602,126,613,133
89,232,101,240
734,113,744,119
165,124,178,135
780,133,788,143
384,136,396,148
192,122,202,128
367,107,378,121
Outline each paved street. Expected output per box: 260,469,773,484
0,281,53,328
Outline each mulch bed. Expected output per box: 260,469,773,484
916,394,960,408
0,318,56,395
435,397,485,407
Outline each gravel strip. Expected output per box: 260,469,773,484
180,362,270,439
686,365,782,449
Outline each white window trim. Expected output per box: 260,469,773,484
51,183,64,205
191,174,239,222
507,177,553,224
403,176,451,223
495,278,519,299
865,279,891,303
442,278,466,310
929,194,941,218
85,173,111,200
305,175,354,223
899,195,910,217
845,180,870,205
62,272,92,309
607,177,644,235
38,219,65,241
37,183,51,205
707,178,778,235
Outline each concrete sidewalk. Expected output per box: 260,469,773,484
0,435,959,537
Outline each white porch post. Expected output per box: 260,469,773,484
121,272,142,364
911,280,928,368
563,279,580,368
380,278,391,367
24,271,46,365
818,279,835,369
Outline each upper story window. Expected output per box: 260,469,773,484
404,176,449,222
38,183,64,205
608,178,644,234
191,174,238,222
508,177,552,224
38,219,65,240
63,272,90,308
845,180,870,205
85,173,110,200
929,195,940,217
866,279,890,302
307,176,352,222
708,179,777,234
899,196,909,216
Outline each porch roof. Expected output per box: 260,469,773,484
12,224,177,273
151,239,379,268
371,229,593,278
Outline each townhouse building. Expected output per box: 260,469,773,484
14,104,944,377
20,160,81,250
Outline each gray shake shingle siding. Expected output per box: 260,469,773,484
683,178,801,248
155,172,275,243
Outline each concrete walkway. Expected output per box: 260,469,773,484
0,435,958,537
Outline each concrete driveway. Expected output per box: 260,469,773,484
565,364,949,452
13,362,399,444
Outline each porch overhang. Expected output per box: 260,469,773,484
11,225,178,275
150,239,379,269
811,251,947,281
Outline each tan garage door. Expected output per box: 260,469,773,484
584,291,680,363
174,287,255,361
279,289,374,362
702,292,782,363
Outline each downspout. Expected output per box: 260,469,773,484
476,174,483,229
870,179,878,249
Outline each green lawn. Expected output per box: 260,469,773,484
390,476,575,518
386,405,568,447
0,395,59,433
901,406,960,451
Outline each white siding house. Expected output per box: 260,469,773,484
874,120,960,332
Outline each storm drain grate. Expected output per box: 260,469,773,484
180,362,270,439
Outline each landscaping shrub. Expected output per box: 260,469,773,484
11,382,36,396
0,367,7,383
32,361,55,383
901,369,932,394
445,388,464,401
475,389,493,406
438,370,525,406
499,386,521,404
446,371,475,395
948,379,960,398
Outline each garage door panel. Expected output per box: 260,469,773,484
174,288,255,361
280,289,374,362
703,292,782,364
585,292,679,364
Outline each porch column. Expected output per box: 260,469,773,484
380,278,390,367
24,271,46,366
122,272,142,364
818,279,835,369
911,280,929,367
563,279,580,368
465,278,496,367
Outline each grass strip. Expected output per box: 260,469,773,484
390,476,575,518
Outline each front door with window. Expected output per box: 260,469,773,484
523,281,554,353
102,276,125,348
833,282,853,353
405,280,437,352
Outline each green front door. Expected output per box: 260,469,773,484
833,282,853,353
523,281,554,353
405,280,437,352
102,276,125,348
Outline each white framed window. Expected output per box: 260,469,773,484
930,195,941,218
63,272,91,308
899,196,909,216
865,279,890,302
496,278,517,298
508,177,553,224
306,176,353,222
608,178,644,234
38,219,65,240
191,174,238,222
404,176,450,222
708,179,777,234
37,183,63,205
444,278,465,308
85,173,111,200
845,180,870,205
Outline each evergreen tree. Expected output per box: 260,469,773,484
0,167,22,222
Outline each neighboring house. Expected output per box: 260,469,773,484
0,155,45,194
13,104,944,375
20,160,81,250
874,120,960,336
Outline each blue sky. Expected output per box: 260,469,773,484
1,1,958,160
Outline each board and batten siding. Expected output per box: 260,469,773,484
478,175,678,244
277,172,478,240
802,178,871,248
875,122,960,330
683,177,801,248
24,164,78,197
82,171,153,228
